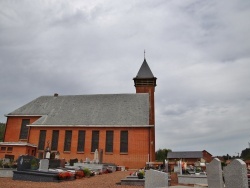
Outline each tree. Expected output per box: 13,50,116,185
155,148,172,161
240,148,250,160
0,123,6,142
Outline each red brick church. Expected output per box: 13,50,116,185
0,58,157,169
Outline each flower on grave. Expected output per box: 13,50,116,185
137,169,145,179
58,171,73,180
58,172,66,180
75,170,85,179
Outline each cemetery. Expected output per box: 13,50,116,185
9,150,118,182
1,152,250,187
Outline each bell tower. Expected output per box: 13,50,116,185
133,57,157,125
133,55,157,161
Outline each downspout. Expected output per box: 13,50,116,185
148,127,151,162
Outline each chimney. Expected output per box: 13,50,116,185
54,93,59,97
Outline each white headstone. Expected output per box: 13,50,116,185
39,159,49,172
45,152,50,159
94,149,99,163
206,158,224,188
224,159,248,188
145,169,168,188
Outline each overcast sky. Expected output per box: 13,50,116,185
0,0,250,157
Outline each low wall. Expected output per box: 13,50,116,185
178,174,207,185
0,169,15,177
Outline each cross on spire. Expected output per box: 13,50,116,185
144,50,146,60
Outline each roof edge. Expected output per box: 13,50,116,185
5,114,43,117
28,124,154,127
0,142,37,147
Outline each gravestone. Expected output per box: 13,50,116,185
39,159,49,172
224,159,248,188
206,158,224,188
70,158,78,166
93,149,99,163
99,149,103,164
45,151,50,159
85,158,90,163
145,169,168,188
49,159,65,168
17,155,39,171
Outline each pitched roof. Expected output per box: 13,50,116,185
7,94,150,126
135,59,155,78
167,151,203,159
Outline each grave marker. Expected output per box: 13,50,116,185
17,155,39,171
224,159,248,188
206,158,224,188
39,159,49,172
145,169,168,188
69,158,78,166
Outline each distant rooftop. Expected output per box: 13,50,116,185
167,151,203,159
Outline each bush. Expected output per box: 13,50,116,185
83,168,91,177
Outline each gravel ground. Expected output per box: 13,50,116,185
0,170,143,188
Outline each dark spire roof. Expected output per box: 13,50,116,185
135,58,155,78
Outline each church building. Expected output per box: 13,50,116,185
0,58,157,169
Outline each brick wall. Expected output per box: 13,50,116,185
0,145,35,159
4,116,40,142
135,85,155,162
202,150,213,163
27,125,152,169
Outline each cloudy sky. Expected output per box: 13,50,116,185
0,0,250,157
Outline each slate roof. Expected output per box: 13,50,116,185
135,59,155,78
167,151,203,159
6,94,150,126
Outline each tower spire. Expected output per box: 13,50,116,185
133,55,157,162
